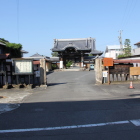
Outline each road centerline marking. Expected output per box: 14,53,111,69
0,120,130,133
130,119,140,126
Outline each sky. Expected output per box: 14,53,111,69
0,0,140,57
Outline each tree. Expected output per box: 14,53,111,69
0,38,9,44
6,43,22,58
51,52,58,57
66,60,73,68
0,38,22,58
118,39,131,58
88,54,93,56
124,39,131,56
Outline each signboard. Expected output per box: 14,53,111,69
130,67,140,75
103,71,108,77
60,61,63,69
35,71,40,77
103,58,113,66
110,64,132,74
14,59,33,74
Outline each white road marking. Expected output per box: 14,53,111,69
0,120,129,133
130,119,140,126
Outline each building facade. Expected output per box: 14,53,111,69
131,41,140,56
51,38,103,68
0,42,11,87
105,45,124,59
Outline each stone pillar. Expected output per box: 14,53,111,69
95,58,103,84
40,59,47,87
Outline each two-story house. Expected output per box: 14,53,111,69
0,42,11,86
131,42,140,55
105,45,124,59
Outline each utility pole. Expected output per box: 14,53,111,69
118,30,123,54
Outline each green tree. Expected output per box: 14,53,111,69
88,54,93,56
0,38,9,44
118,39,131,58
51,52,58,57
124,39,131,56
6,43,22,58
66,60,73,68
0,38,22,58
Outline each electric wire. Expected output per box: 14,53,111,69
17,0,19,43
120,0,130,29
123,0,138,29
121,0,137,30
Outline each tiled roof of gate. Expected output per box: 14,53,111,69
0,42,6,46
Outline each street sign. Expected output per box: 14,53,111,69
103,58,113,66
35,71,40,77
103,71,108,77
130,67,140,75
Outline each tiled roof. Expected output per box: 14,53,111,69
0,42,6,46
30,53,44,57
30,53,49,59
134,42,140,45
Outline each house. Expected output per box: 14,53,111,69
0,42,11,87
131,42,140,55
23,53,52,72
105,45,124,59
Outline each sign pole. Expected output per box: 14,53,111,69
103,58,113,85
108,66,110,85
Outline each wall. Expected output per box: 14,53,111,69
46,62,52,72
132,48,140,55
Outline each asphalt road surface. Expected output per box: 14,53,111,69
1,71,140,140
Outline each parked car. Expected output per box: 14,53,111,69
89,64,94,71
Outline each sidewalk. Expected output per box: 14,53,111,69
0,88,33,114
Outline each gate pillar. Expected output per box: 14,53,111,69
40,59,47,88
95,58,103,84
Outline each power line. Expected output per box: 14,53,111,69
121,0,137,30
17,0,19,43
123,0,138,29
120,0,130,29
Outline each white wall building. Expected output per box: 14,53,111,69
131,42,140,55
105,45,124,59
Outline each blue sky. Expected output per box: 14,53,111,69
0,0,139,57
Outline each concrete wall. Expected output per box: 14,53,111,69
132,48,140,55
46,62,52,72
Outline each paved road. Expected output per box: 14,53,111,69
1,71,140,139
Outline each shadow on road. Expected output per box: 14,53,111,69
47,83,67,86
1,98,140,139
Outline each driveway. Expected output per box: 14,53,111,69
1,71,140,140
